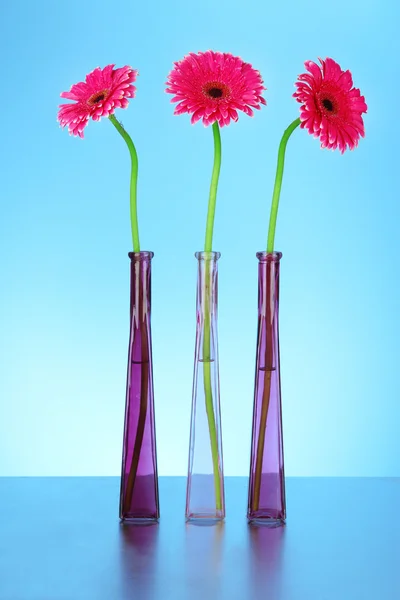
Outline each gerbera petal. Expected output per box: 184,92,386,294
174,101,189,115
294,56,367,153
305,60,322,85
228,107,239,122
327,121,338,145
165,50,266,126
191,107,205,124
101,64,115,85
341,127,357,150
337,69,353,91
85,67,103,90
321,57,342,82
70,82,91,99
57,64,136,137
60,91,80,101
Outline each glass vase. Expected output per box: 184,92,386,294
119,251,160,522
247,251,286,526
186,251,225,522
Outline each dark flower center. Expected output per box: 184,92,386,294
92,93,105,103
88,89,109,106
322,98,334,112
208,87,223,98
202,81,230,101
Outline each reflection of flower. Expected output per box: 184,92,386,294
293,57,367,153
166,50,266,127
58,64,137,138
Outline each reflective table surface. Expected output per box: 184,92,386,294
0,477,399,599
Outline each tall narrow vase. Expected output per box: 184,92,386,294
119,251,159,522
247,252,286,526
186,251,225,522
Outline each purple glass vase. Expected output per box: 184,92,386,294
247,251,286,526
186,251,225,522
119,251,159,522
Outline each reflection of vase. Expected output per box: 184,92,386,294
186,252,225,521
247,252,286,525
119,524,159,599
247,525,285,595
119,251,159,521
184,521,223,594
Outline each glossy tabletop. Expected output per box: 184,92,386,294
0,477,399,599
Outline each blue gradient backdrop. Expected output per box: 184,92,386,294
0,0,398,476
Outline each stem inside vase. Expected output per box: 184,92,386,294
202,259,222,511
253,262,274,511
123,262,150,514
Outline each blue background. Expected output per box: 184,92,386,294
0,0,398,477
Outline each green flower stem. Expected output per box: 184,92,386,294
109,114,142,513
252,117,300,511
267,118,300,253
204,122,222,253
109,114,140,252
203,121,222,511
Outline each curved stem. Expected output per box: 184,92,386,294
203,122,222,511
204,122,222,252
267,118,300,252
252,118,300,513
109,114,140,252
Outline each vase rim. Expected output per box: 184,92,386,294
256,251,282,262
128,251,154,261
195,251,221,261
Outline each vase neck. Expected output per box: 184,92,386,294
196,252,219,315
258,256,281,319
195,251,221,262
256,251,282,263
128,251,154,262
129,252,153,322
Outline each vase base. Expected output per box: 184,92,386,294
120,516,159,525
186,512,224,525
247,516,285,528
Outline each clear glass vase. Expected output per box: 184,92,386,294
119,251,160,522
186,251,225,522
247,252,286,526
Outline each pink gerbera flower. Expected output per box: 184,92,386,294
58,64,137,138
293,57,367,153
166,50,266,127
